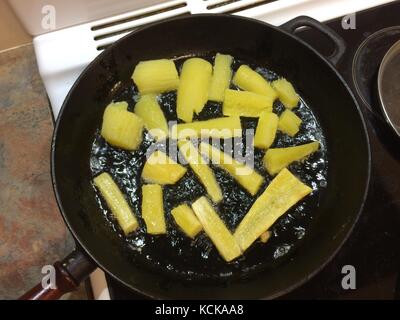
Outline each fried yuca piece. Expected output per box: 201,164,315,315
192,197,242,262
234,168,312,251
263,141,320,175
142,150,187,185
254,111,279,149
272,78,300,109
223,89,273,117
134,94,168,141
177,58,212,122
171,116,241,139
209,53,233,102
178,140,223,203
260,231,272,243
171,204,202,239
101,101,144,151
142,184,166,234
199,142,264,196
94,172,138,235
232,65,277,100
111,101,128,111
132,59,179,94
278,109,302,137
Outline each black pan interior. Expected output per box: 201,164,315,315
53,14,370,299
89,55,328,281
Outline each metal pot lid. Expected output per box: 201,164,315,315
378,39,400,137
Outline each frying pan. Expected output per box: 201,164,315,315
20,14,370,300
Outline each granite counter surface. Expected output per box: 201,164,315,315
0,44,87,300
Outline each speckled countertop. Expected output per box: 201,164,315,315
0,44,87,300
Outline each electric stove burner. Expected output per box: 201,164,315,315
352,26,400,115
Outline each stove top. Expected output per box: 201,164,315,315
285,1,400,299
105,1,400,300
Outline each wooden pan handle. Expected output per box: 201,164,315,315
19,250,96,300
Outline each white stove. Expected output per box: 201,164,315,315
9,0,394,299
29,0,394,118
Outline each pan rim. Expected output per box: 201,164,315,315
51,13,371,299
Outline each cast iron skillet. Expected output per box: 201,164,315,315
21,14,370,300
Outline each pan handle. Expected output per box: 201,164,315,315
280,16,346,66
19,249,96,300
